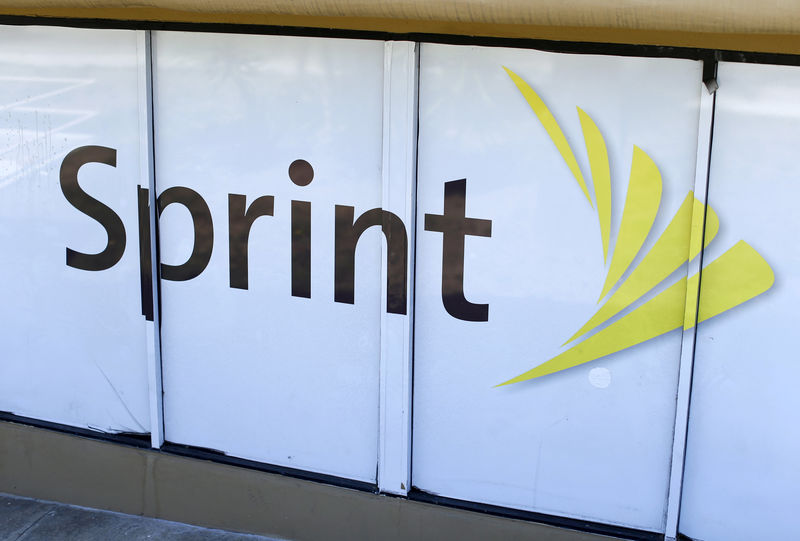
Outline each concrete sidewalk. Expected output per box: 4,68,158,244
0,493,280,540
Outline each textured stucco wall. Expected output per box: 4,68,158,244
0,421,615,541
1,0,800,35
2,1,800,53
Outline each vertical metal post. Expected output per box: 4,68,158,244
377,41,419,495
664,72,717,540
138,30,164,448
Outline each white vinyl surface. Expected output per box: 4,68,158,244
679,62,800,541
4,25,798,536
0,26,150,433
412,43,703,530
154,32,385,482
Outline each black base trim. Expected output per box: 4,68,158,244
408,488,663,541
160,441,377,493
0,411,151,449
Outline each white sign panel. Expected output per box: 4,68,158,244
153,32,389,482
6,23,797,534
412,43,703,530
0,26,151,433
680,62,800,541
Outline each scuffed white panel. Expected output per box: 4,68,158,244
680,61,800,541
412,43,703,531
154,31,385,483
0,26,150,433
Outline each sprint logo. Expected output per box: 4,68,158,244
500,68,774,386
